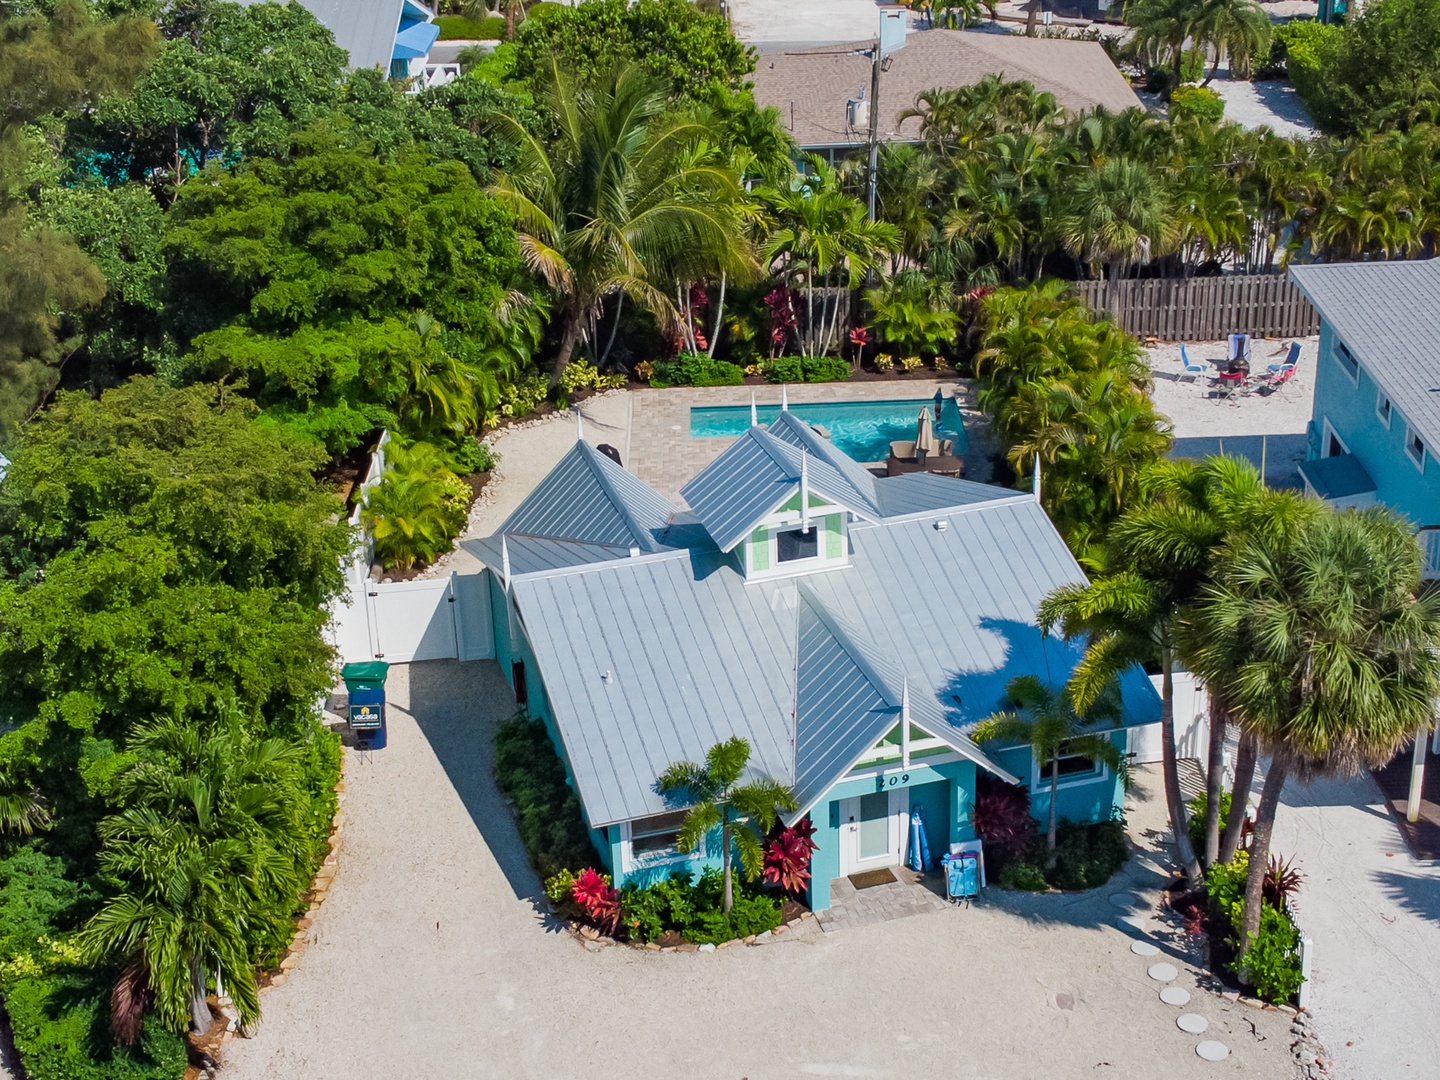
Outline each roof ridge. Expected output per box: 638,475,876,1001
797,584,903,709
576,441,672,553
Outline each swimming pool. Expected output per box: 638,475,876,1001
690,397,967,463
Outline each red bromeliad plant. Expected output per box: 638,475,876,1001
762,817,818,898
848,326,870,365
970,777,1037,864
1263,854,1304,909
571,868,622,936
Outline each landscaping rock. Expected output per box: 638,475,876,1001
678,942,699,954
645,942,661,951
269,974,286,988
698,943,716,953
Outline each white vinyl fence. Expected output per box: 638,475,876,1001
324,431,494,665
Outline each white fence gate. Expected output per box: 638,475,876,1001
327,564,493,665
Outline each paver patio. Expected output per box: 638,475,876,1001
222,659,1294,1080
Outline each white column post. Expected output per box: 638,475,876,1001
1407,727,1426,823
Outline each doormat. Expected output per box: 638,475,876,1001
848,868,897,890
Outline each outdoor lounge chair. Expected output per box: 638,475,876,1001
1267,341,1302,375
1258,363,1297,399
887,439,962,477
1178,344,1208,386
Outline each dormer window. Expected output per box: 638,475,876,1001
777,526,819,562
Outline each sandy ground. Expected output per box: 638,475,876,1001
222,659,1293,1080
1271,772,1440,1080
1147,336,1318,489
1208,67,1316,139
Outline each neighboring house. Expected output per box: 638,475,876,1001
1288,259,1440,576
476,410,1160,911
749,28,1141,159
241,0,444,83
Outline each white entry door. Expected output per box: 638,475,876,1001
839,788,908,874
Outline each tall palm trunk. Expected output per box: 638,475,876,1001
707,273,726,358
552,311,584,384
1219,729,1258,863
1160,649,1203,884
1203,689,1229,866
721,817,734,913
599,293,624,367
1240,750,1290,965
1046,755,1060,869
188,953,213,1033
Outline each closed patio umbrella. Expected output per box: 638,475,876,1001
914,408,936,460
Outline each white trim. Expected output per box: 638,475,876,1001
1321,418,1349,459
1333,339,1360,387
618,817,694,874
1376,391,1393,429
1029,750,1109,793
1406,425,1427,473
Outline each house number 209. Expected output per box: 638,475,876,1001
875,773,909,792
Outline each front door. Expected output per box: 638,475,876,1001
839,789,907,874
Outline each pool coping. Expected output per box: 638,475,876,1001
626,378,994,502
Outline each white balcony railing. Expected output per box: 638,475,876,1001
408,63,461,94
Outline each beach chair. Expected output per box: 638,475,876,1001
1178,344,1208,386
1267,341,1302,376
1259,363,1297,400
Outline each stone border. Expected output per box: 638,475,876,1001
566,909,815,953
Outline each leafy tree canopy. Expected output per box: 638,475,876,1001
509,0,754,103
1317,0,1440,134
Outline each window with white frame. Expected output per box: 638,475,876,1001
1406,426,1427,471
627,810,690,863
852,721,950,768
1377,392,1393,428
776,525,819,563
1033,749,1105,789
1334,340,1359,384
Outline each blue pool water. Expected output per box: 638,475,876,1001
690,398,967,464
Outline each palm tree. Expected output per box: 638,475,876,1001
1194,0,1271,84
1187,508,1440,962
658,737,798,914
761,158,899,357
1060,157,1175,281
972,675,1126,867
1125,0,1206,94
0,788,49,835
79,709,312,1037
490,61,754,382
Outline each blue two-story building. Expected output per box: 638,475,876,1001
1289,259,1440,576
473,409,1160,911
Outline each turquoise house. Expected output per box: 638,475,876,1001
1290,260,1440,577
240,0,440,80
475,410,1160,910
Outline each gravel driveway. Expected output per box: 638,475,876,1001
223,659,1294,1080
1271,773,1440,1080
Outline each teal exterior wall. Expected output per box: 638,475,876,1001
991,731,1128,830
1309,320,1440,526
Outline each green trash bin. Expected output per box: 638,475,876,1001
341,661,390,749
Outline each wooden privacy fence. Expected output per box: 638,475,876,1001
1071,274,1320,341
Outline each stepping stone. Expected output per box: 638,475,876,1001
1196,1041,1230,1062
1108,891,1147,911
1177,1013,1209,1034
1147,962,1179,982
1130,940,1160,957
1116,914,1148,933
1160,986,1191,1007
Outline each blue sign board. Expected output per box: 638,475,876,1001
348,687,384,731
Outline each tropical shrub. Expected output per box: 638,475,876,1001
1047,819,1129,891
683,877,782,943
874,352,894,371
763,356,804,383
802,355,851,383
1204,851,1304,1003
619,872,698,941
998,861,1049,891
1170,85,1225,123
762,818,818,897
363,441,471,571
447,436,500,476
1273,20,1338,118
650,353,745,387
970,778,1037,867
899,355,923,372
570,868,623,936
494,372,549,421
1187,790,1231,856
633,361,656,381
865,276,959,357
493,715,602,881
558,359,600,394
595,373,628,390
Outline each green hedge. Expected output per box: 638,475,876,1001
1274,19,1341,123
619,869,782,944
995,818,1129,891
434,13,506,39
494,714,602,880
763,355,851,384
1205,853,1305,1003
650,353,744,387
1170,85,1225,122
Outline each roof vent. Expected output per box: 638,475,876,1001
628,545,640,557
601,669,614,685
934,519,949,532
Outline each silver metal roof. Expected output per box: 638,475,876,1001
1289,259,1440,447
510,489,1160,827
679,426,877,552
768,410,882,517
497,440,678,553
467,533,631,577
236,0,420,71
875,472,1026,518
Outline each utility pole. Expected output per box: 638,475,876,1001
866,40,881,222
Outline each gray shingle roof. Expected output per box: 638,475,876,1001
1289,259,1440,448
509,488,1159,827
751,29,1140,150
497,440,678,553
679,426,878,552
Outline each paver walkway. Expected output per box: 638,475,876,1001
815,867,951,931
1271,771,1440,1080
223,660,1294,1080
